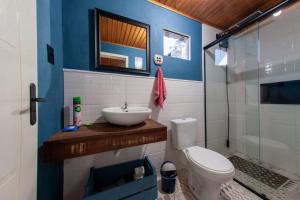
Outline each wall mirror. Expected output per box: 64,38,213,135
95,9,150,75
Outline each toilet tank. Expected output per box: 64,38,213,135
171,118,197,150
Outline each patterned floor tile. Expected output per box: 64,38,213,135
229,154,300,200
229,156,289,189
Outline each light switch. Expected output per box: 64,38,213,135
47,44,55,65
154,54,163,65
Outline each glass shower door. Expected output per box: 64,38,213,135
205,22,263,195
227,24,262,194
205,3,300,199
205,42,229,156
257,4,300,199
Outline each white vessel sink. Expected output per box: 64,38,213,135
102,107,152,126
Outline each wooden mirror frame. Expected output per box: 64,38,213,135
95,9,151,75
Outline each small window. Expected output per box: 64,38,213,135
163,30,190,60
215,49,228,66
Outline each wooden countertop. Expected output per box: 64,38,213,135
43,119,167,162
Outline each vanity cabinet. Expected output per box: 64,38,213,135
43,119,167,162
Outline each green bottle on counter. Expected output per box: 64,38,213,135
73,96,82,126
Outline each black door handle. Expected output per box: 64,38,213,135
30,83,46,125
31,97,47,102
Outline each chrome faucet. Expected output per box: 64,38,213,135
121,101,128,111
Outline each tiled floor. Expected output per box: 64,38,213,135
234,169,300,200
157,169,262,200
230,153,300,200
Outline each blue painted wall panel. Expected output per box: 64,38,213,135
62,0,202,81
37,0,64,199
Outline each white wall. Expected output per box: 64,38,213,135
201,24,221,72
63,69,204,200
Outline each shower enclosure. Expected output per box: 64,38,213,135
204,1,300,199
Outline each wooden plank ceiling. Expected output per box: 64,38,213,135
100,16,147,50
149,0,285,29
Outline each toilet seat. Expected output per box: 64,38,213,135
184,146,235,182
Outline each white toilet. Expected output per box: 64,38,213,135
171,118,235,200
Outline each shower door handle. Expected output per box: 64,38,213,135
30,83,46,125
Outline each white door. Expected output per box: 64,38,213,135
0,0,37,199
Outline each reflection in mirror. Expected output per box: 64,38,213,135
95,10,150,75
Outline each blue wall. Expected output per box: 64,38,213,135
37,0,64,199
101,42,147,70
62,0,202,81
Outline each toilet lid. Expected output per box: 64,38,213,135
186,146,234,173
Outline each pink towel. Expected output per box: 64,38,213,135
154,67,167,108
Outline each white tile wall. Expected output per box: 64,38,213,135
63,69,204,200
201,24,221,75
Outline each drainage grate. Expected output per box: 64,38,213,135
229,156,289,189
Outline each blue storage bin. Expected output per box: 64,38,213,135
84,156,157,200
